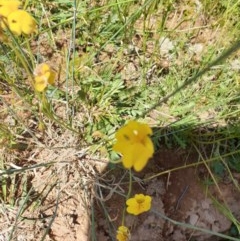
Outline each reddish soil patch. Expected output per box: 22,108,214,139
94,148,240,241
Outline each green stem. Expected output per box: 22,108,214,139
121,169,132,225
127,169,132,199
152,209,240,241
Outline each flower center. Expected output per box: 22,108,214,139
136,197,145,204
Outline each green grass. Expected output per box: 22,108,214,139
1,0,240,240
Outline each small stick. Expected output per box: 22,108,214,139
175,185,189,210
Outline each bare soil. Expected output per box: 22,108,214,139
2,145,240,241
94,148,240,241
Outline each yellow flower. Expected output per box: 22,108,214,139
7,10,37,36
0,0,21,29
0,0,21,18
126,194,152,215
113,120,154,171
116,226,130,241
34,63,56,92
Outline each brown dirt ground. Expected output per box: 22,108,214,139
2,146,240,241
94,148,240,241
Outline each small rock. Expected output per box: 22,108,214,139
159,37,174,56
188,213,199,225
201,199,211,209
230,59,240,70
189,43,204,55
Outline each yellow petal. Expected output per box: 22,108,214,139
39,64,55,85
136,194,152,211
0,0,21,18
116,226,130,241
21,18,37,34
133,141,154,172
34,76,47,92
126,205,139,215
33,63,56,90
47,71,56,85
34,63,48,76
127,120,152,136
8,22,21,35
41,63,50,72
115,120,152,144
115,124,132,141
143,136,154,153
34,82,46,92
141,195,152,211
134,194,145,201
126,197,137,206
7,10,37,36
126,194,152,215
126,195,144,215
113,120,154,171
119,144,136,169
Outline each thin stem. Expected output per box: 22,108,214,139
151,209,240,241
121,169,133,225
142,149,240,182
127,169,132,199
